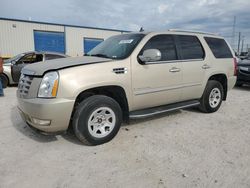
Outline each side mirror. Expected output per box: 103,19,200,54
139,49,161,63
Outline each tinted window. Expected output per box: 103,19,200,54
35,54,43,62
88,34,145,60
45,54,65,60
18,53,36,64
84,38,104,53
204,37,233,58
141,35,177,61
178,35,204,60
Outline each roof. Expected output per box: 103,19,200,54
20,51,68,56
168,29,218,36
0,17,130,33
128,29,220,37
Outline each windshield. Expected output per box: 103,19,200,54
4,53,25,64
87,33,145,60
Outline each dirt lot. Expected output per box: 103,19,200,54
0,86,250,188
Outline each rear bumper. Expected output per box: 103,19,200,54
17,97,75,133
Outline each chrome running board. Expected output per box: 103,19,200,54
129,100,200,119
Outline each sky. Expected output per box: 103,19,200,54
1,0,250,51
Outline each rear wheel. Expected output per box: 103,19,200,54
199,80,224,113
72,95,122,145
0,74,8,88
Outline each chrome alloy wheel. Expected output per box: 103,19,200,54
209,88,221,108
87,107,116,138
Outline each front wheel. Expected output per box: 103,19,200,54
199,80,224,113
72,95,122,145
0,74,8,88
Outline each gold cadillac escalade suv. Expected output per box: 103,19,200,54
17,30,237,145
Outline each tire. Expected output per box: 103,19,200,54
235,82,242,87
199,80,224,113
0,74,8,88
72,95,122,145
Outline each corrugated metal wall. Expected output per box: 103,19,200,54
0,19,124,57
65,27,122,56
0,20,64,57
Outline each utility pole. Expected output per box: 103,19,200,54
241,36,245,53
237,32,241,55
231,16,236,50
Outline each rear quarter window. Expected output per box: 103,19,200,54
204,37,233,58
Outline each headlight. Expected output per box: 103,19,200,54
38,72,59,98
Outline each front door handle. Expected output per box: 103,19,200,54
202,64,211,69
169,67,181,73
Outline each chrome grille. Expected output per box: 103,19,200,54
18,75,33,96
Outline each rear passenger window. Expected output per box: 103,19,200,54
177,35,204,60
141,35,177,61
204,37,233,58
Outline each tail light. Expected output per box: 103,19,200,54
233,57,238,76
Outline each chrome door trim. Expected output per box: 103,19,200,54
145,58,204,65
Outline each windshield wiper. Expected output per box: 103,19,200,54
89,53,111,59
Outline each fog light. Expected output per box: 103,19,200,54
31,117,51,126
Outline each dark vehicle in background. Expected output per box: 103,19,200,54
236,58,250,87
238,52,249,60
1,51,68,87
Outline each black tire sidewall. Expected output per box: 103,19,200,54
202,81,223,113
73,95,122,145
0,74,8,88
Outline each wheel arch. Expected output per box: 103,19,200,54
0,73,9,87
207,73,228,100
71,85,130,124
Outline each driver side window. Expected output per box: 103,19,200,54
141,35,178,62
17,54,43,64
17,54,36,64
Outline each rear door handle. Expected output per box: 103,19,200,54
169,67,181,73
202,64,211,69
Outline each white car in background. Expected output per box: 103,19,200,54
1,51,68,88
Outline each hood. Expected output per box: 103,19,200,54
22,56,111,76
238,59,250,67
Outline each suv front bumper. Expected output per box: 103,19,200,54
237,71,250,85
17,97,75,133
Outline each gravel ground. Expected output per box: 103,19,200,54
0,86,250,188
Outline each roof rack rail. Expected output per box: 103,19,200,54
168,29,218,36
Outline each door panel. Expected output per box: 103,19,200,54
11,53,40,82
11,63,25,82
131,34,183,110
132,62,182,110
181,60,205,100
175,35,206,101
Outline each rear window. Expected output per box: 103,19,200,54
204,37,233,58
177,35,205,60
